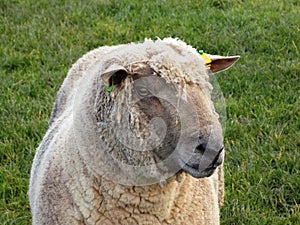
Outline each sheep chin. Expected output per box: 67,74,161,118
181,164,217,178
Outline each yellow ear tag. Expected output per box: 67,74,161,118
198,50,212,67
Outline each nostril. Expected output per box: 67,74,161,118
212,146,224,167
195,142,207,154
219,146,224,153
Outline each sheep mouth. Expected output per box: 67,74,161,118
179,147,224,178
180,164,218,178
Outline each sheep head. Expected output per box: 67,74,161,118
72,39,239,186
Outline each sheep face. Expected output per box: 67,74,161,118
73,40,239,186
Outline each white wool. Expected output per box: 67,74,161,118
29,38,225,225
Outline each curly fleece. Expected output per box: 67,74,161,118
29,38,224,225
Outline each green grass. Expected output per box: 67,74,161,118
0,0,299,224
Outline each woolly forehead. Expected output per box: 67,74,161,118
98,40,213,94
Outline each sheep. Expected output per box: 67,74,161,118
29,38,239,225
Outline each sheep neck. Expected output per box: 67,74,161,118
92,172,193,223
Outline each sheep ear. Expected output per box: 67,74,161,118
101,65,128,88
207,54,240,73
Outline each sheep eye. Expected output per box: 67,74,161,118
136,87,151,97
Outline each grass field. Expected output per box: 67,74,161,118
0,0,299,224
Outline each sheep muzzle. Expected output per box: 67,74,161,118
180,145,224,178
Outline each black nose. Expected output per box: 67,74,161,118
194,141,224,167
195,138,223,155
